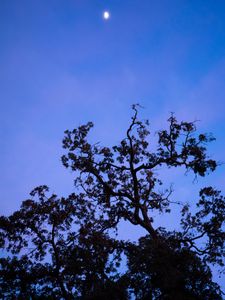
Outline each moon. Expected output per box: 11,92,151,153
103,11,110,20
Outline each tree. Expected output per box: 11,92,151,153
0,105,224,299
126,232,222,300
0,186,126,299
62,105,224,262
61,104,224,297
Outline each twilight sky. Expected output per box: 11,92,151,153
1,0,225,289
1,0,225,243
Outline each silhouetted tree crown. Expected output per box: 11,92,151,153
0,105,224,299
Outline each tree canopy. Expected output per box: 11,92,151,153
0,105,224,299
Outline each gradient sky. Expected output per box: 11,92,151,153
1,0,225,287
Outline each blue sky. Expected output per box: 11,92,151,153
1,0,225,209
1,0,225,285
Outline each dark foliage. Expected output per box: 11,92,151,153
126,233,222,300
0,186,125,299
0,106,224,299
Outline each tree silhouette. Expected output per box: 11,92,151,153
0,186,126,299
62,105,223,264
0,105,224,299
126,233,222,299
